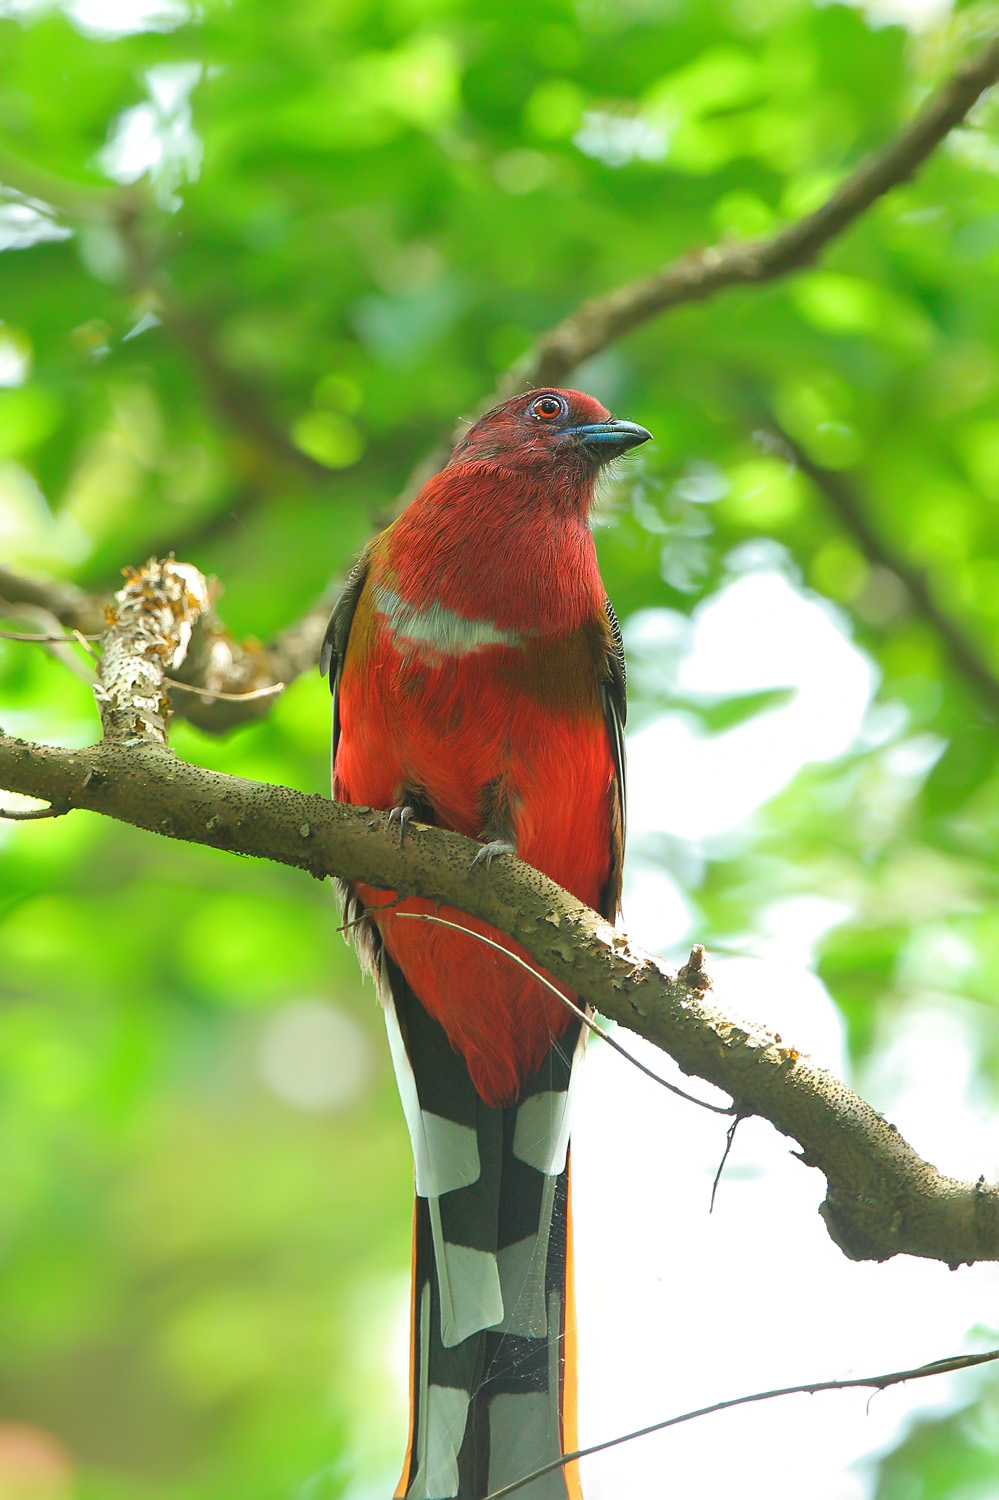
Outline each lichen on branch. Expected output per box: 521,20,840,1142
95,558,210,744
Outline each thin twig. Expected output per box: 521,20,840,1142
481,1348,999,1499
0,628,101,644
72,629,99,659
710,1113,744,1214
395,911,733,1115
162,675,286,703
764,420,999,719
336,891,406,934
0,801,69,821
0,598,98,688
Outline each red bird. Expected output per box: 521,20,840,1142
322,388,650,1499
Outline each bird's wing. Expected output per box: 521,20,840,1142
319,549,384,980
598,596,628,918
319,550,371,762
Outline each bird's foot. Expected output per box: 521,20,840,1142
469,839,515,873
387,804,416,845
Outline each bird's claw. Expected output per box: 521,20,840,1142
388,804,416,845
469,839,516,873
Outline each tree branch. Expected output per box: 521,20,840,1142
0,798,70,821
0,733,994,1268
1,564,339,734
0,156,338,493
0,144,124,223
161,582,338,733
482,1347,999,1499
1,556,996,1272
154,296,336,487
763,422,999,719
112,212,397,509
513,36,999,392
0,566,106,637
7,38,997,692
394,31,999,506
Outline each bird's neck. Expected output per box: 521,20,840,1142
384,463,603,635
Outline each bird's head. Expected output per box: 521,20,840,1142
448,388,652,481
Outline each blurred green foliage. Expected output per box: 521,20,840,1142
1,0,999,1496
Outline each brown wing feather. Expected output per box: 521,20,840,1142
319,548,383,979
320,550,371,763
598,596,627,919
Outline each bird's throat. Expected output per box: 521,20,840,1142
386,472,603,636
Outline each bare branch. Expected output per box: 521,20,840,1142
1,726,996,1269
162,582,337,732
153,296,336,487
1,565,339,734
0,567,106,637
710,1113,744,1214
396,32,999,503
0,628,100,644
163,675,286,704
481,1347,999,1499
514,37,999,393
0,799,70,821
0,155,343,493
764,421,999,719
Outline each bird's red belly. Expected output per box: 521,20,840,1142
335,642,615,1105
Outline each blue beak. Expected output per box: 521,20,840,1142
567,419,653,463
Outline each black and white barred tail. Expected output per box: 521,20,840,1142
379,953,585,1500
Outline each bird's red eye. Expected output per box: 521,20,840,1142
532,395,564,421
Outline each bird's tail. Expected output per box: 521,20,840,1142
381,955,584,1500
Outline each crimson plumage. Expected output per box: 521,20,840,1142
323,388,649,1499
